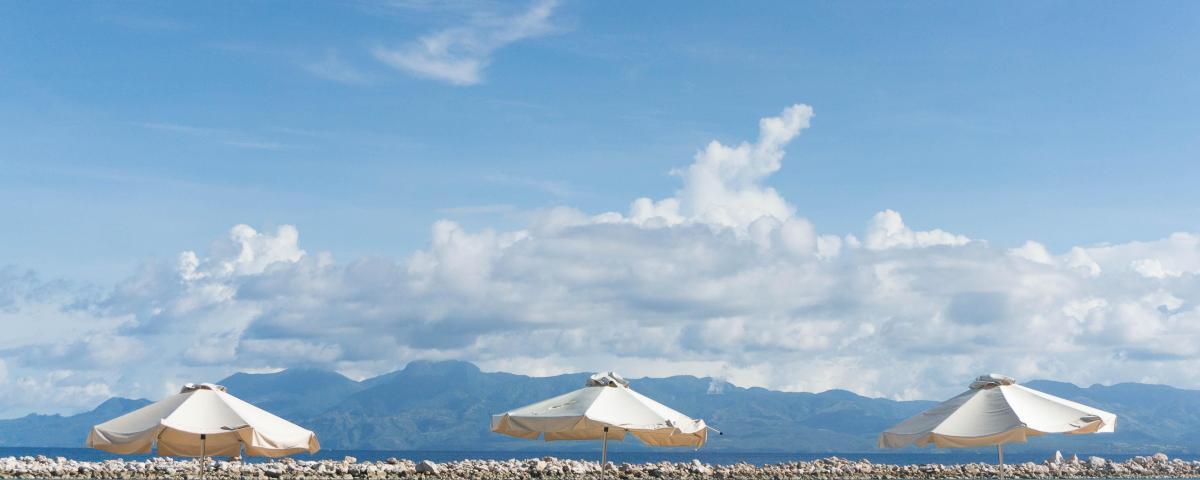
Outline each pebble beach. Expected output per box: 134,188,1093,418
3,453,1199,479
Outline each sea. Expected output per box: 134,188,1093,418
0,447,1196,466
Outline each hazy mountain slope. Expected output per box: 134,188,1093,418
307,361,936,452
309,361,591,450
218,367,365,420
605,376,935,452
4,363,1200,453
0,398,151,447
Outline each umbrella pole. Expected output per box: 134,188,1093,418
997,444,1004,480
200,433,207,480
601,427,609,467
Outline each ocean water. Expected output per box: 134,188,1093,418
1,447,1196,466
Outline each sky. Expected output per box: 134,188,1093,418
1,1,1200,417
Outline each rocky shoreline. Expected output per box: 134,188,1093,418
2,453,1199,479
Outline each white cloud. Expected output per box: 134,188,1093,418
627,104,812,231
240,338,343,364
1085,233,1200,274
203,224,307,277
373,0,559,86
1008,240,1055,265
1131,258,1177,279
1066,246,1102,277
864,210,971,250
7,104,1200,416
3,371,114,414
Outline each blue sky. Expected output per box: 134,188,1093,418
4,1,1199,283
3,1,1200,416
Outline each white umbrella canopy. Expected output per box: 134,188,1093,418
879,374,1116,479
87,383,320,458
492,372,711,462
878,374,1116,449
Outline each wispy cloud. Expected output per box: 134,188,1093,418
436,204,518,215
207,42,377,87
483,173,573,198
221,140,292,151
302,50,377,85
98,14,187,32
132,122,219,136
131,122,297,151
373,0,560,86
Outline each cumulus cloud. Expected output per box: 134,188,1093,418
628,104,811,231
373,0,558,86
864,210,971,250
5,104,1200,416
1008,240,1055,265
0,270,128,416
0,370,114,417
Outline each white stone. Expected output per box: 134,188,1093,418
416,460,439,475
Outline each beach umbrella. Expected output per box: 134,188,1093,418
87,383,319,474
878,374,1116,479
491,372,715,465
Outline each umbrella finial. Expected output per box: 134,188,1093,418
970,374,1016,389
180,383,228,393
586,372,629,388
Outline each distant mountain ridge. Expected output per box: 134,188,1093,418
1,361,1197,453
221,367,366,419
0,398,152,448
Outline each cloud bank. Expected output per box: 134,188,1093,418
4,104,1200,416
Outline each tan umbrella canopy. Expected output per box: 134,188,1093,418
87,383,319,459
879,374,1116,478
492,372,713,464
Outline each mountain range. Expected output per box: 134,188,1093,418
2,360,1198,454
